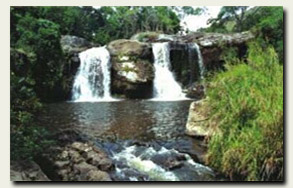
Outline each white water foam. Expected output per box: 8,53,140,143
152,43,186,101
71,47,117,102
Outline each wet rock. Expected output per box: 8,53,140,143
165,158,184,170
86,151,102,164
54,161,70,169
185,100,211,138
59,150,69,161
185,83,205,99
151,153,185,170
58,169,69,180
98,158,113,171
71,142,89,152
10,160,50,181
85,170,112,181
73,161,98,175
68,150,84,164
38,141,113,181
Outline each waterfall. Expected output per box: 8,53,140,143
71,46,113,102
192,43,205,80
152,43,186,100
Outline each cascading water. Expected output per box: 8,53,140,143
71,46,113,102
192,43,205,80
152,43,186,100
110,144,215,181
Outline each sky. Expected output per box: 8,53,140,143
180,6,222,32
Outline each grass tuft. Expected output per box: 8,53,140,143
205,42,283,181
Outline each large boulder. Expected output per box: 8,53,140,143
107,39,152,59
107,39,154,98
185,100,212,138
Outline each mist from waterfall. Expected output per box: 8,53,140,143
152,42,186,100
71,47,114,102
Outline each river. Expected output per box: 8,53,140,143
37,100,216,181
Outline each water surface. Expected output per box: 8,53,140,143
38,100,214,181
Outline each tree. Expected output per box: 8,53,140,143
208,6,248,32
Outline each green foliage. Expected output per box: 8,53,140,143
12,12,64,100
10,71,54,161
220,46,240,64
97,6,181,43
205,43,283,181
135,32,161,42
11,125,54,160
205,6,248,33
244,7,283,63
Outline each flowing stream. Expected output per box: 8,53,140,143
71,47,113,102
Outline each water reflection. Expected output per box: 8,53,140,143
39,100,205,154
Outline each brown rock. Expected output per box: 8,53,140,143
85,170,112,181
107,39,152,58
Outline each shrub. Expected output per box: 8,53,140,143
205,42,283,181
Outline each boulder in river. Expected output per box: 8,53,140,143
185,100,212,138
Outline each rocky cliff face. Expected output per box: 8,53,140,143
133,31,254,74
60,31,254,100
107,39,154,98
